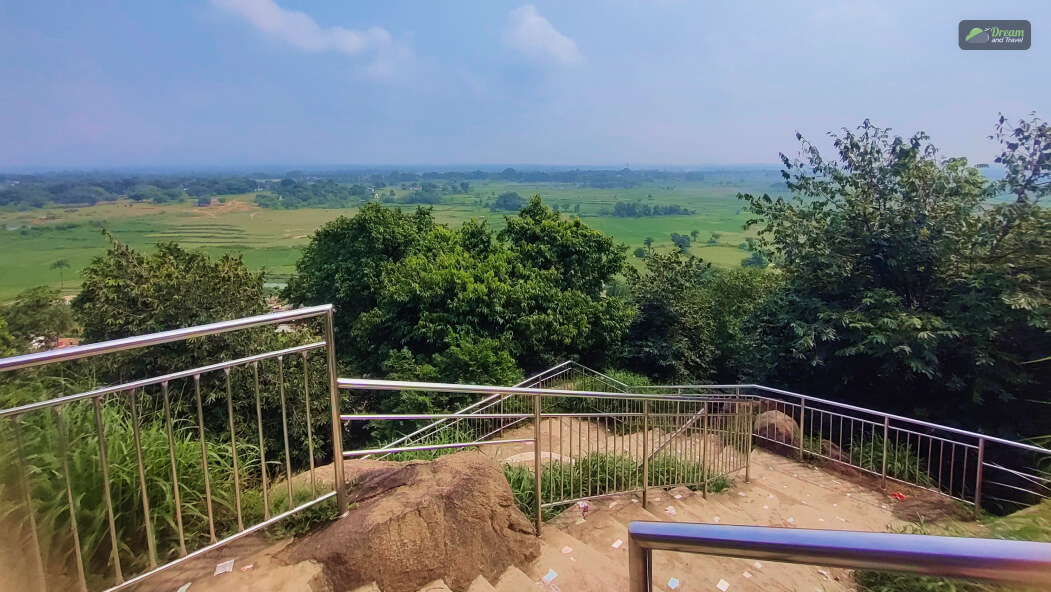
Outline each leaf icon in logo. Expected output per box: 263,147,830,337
966,27,991,43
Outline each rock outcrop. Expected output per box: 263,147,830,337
283,451,540,592
755,410,800,449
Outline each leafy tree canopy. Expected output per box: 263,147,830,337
1,286,75,350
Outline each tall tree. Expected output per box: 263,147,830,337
50,259,70,289
739,117,1050,437
2,286,75,350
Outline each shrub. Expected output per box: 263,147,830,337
849,433,933,486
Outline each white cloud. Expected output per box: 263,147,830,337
210,0,412,79
505,5,584,67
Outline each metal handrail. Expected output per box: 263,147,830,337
627,522,1051,592
0,304,334,372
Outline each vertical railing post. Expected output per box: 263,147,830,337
628,536,651,592
324,308,348,515
744,401,752,483
702,400,709,500
974,437,986,520
642,399,650,506
881,416,890,490
798,398,806,461
533,392,543,534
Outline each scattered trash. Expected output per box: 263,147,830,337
577,501,591,517
574,518,586,525
753,561,763,569
631,498,639,504
713,516,721,523
176,584,192,592
742,571,753,579
653,497,662,502
818,518,825,522
802,500,808,505
833,504,837,507
768,494,775,499
214,560,234,576
569,557,575,563
892,492,907,502
612,539,624,549
665,506,677,516
817,569,833,582
239,565,253,572
668,577,681,590
792,473,798,477
717,578,730,591
762,505,769,510
882,504,888,509
609,501,618,509
846,493,852,497
561,546,573,554
786,517,795,524
674,494,682,499
836,516,846,522
832,480,841,484
737,492,746,497
543,569,558,583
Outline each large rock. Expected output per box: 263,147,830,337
755,410,800,448
283,451,539,592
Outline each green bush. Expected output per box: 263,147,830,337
502,452,729,522
849,433,933,486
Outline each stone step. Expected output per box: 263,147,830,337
524,536,625,592
493,566,536,592
465,574,498,592
415,580,452,592
349,583,382,592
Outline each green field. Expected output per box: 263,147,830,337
0,179,782,301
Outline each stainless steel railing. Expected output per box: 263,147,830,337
627,521,1051,592
337,378,755,532
0,305,346,592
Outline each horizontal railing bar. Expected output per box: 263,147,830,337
105,491,336,592
361,362,576,457
343,438,534,458
628,522,1051,586
0,304,333,373
983,463,1051,490
338,377,751,403
983,480,1051,499
341,413,533,421
0,342,326,419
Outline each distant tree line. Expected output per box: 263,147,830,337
598,201,693,217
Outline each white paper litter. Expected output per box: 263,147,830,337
653,497,661,502
177,584,192,592
833,480,841,484
837,516,847,522
833,504,838,507
561,545,573,554
665,506,677,516
239,565,253,572
609,501,618,508
793,473,797,477
818,518,825,522
768,494,774,499
762,505,769,510
737,492,746,497
847,493,852,497
631,498,639,503
717,578,730,591
574,518,586,525
742,571,752,579
753,561,763,569
668,577,680,590
543,569,558,583
612,539,624,549
712,516,721,523
802,500,807,505
786,517,795,524
881,504,888,509
674,494,682,499
214,560,234,576
818,569,833,581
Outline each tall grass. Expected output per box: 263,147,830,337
849,433,933,486
503,452,729,522
0,396,257,578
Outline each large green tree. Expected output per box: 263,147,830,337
2,285,75,350
286,199,631,403
739,117,1050,436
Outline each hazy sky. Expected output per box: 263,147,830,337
1,1,1048,169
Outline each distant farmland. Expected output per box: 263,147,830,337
0,179,778,301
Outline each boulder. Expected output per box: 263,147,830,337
283,451,539,592
755,410,800,449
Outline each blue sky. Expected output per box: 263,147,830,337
0,1,1048,169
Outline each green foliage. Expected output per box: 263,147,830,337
255,179,369,209
739,117,1051,437
286,199,631,410
623,249,715,381
0,316,15,357
502,452,729,522
848,433,933,486
1,285,75,349
490,191,524,211
0,383,253,576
